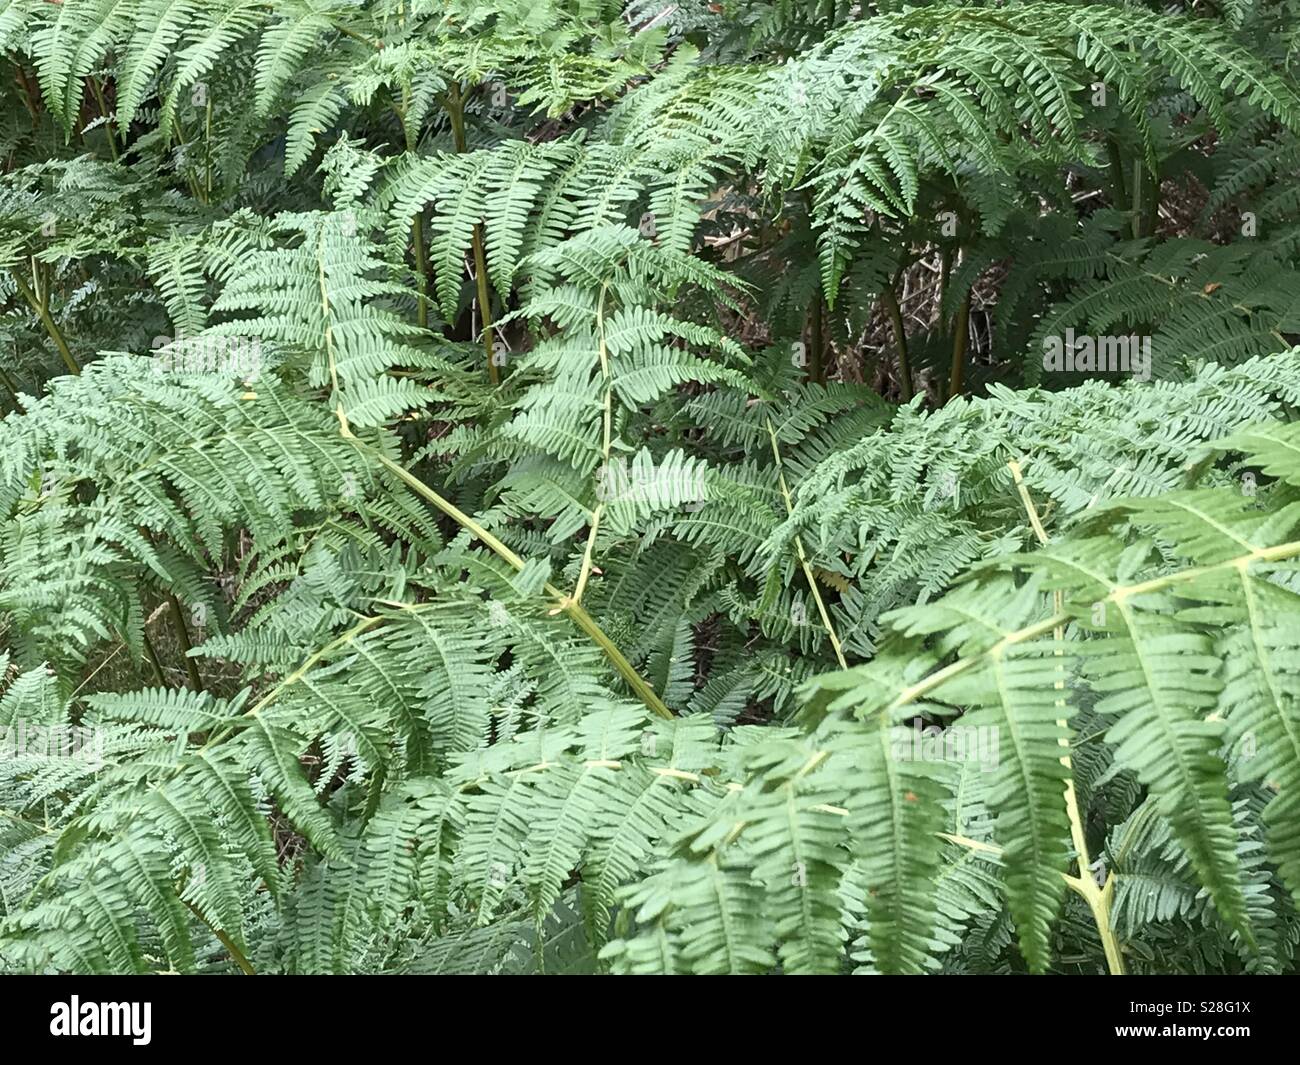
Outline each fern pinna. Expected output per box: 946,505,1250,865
1,0,1300,975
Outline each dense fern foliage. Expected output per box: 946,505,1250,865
2,0,1300,975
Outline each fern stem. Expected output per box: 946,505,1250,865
13,62,39,127
472,228,498,384
808,292,824,385
0,362,21,410
315,226,353,438
141,628,168,688
938,246,952,315
1106,138,1129,213
167,113,207,202
443,82,499,384
572,502,604,607
938,832,1002,857
573,284,612,608
887,531,1300,721
411,214,431,330
166,593,205,693
563,601,672,719
222,615,389,736
362,762,387,826
879,285,912,401
333,23,382,50
396,92,433,330
946,287,970,402
11,269,80,375
1008,458,1125,975
347,437,673,719
798,190,825,384
1131,160,1148,240
203,91,213,202
765,417,847,669
180,898,255,974
90,78,119,162
1141,160,1159,239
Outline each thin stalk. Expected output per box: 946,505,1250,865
239,613,388,727
0,362,21,410
808,292,824,385
168,112,206,202
1008,458,1125,975
411,214,431,330
801,190,825,385
766,416,847,669
90,78,119,162
1141,162,1159,239
444,82,498,384
317,230,349,435
14,62,39,127
166,592,205,693
349,436,671,719
938,246,952,316
181,898,255,975
472,227,498,384
879,284,912,401
1128,159,1162,238
361,762,388,828
572,283,611,607
1106,138,1129,213
11,269,79,375
142,628,168,688
334,23,382,49
946,288,971,402
888,532,1300,718
203,91,212,201
396,91,432,329
1130,159,1143,240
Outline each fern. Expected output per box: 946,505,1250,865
3,0,1300,979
